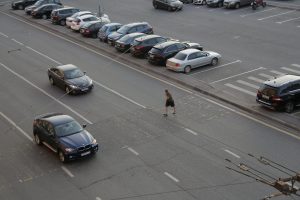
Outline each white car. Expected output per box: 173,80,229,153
66,11,93,28
70,15,110,31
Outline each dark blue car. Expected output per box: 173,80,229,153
33,113,98,162
98,22,122,42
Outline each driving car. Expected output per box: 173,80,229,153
153,0,183,11
33,113,98,162
66,11,93,28
25,0,61,15
98,23,122,42
256,75,300,113
31,3,62,19
11,0,37,10
166,49,221,73
51,7,80,25
70,15,110,32
114,32,146,52
47,64,94,94
80,21,109,38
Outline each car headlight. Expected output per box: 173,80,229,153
65,148,75,153
89,79,93,86
69,84,78,89
92,139,97,144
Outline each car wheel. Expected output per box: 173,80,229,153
58,150,66,163
203,0,207,5
18,5,24,10
34,134,42,145
92,33,97,38
49,77,55,85
211,58,218,66
65,86,71,94
154,4,158,9
168,6,172,11
284,101,294,113
42,14,47,20
184,66,192,74
60,20,66,26
235,2,240,9
218,2,223,7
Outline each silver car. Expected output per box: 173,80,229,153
166,49,221,73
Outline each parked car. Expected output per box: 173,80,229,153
33,113,98,162
98,23,122,42
66,11,93,28
107,22,153,46
51,7,80,26
114,32,146,52
180,0,193,3
182,42,203,51
256,75,300,113
153,0,183,11
207,0,224,7
80,21,109,38
11,0,37,10
166,49,221,73
193,0,207,5
31,3,62,19
48,64,94,94
71,15,110,32
223,0,252,8
25,0,61,15
130,35,168,58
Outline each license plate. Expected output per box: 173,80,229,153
81,151,90,156
262,94,269,100
149,54,154,58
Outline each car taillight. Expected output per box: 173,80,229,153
135,46,143,50
53,16,58,20
257,90,262,97
271,96,282,101
85,29,90,33
175,63,180,67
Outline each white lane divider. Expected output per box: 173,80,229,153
164,172,179,183
224,149,240,158
0,32,8,38
276,16,300,24
61,166,74,178
258,10,295,21
0,112,33,142
184,128,198,136
96,197,102,200
0,62,93,125
240,8,276,17
127,147,139,156
25,46,62,65
192,60,241,75
11,38,24,46
225,83,257,96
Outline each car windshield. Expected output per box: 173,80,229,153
117,25,130,34
100,25,108,32
150,47,162,54
55,120,83,137
174,52,187,60
64,69,84,79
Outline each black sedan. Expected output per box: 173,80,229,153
48,64,94,94
33,113,98,162
11,0,37,10
80,21,108,38
31,3,62,19
114,32,146,52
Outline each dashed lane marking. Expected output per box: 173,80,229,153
191,60,241,75
224,149,240,158
127,147,139,156
236,80,259,89
281,67,300,74
258,10,295,21
184,128,198,136
25,46,62,65
0,32,8,37
11,38,24,46
276,16,300,24
240,8,276,17
164,172,179,183
61,166,74,178
225,83,256,96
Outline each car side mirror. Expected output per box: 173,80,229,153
82,124,87,128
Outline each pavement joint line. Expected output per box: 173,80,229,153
224,149,241,158
191,60,241,75
0,62,93,125
184,128,198,135
257,10,295,20
240,8,276,17
276,16,300,24
211,67,265,84
127,147,139,156
11,38,24,46
225,83,257,96
164,172,179,183
25,46,62,65
0,111,33,142
0,31,8,38
61,166,74,178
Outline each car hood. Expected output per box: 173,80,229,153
25,5,36,10
108,31,123,40
60,130,94,149
66,75,92,88
206,51,221,57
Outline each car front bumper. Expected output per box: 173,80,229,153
66,144,99,160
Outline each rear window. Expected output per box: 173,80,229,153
149,47,162,54
132,40,142,46
259,85,278,96
174,52,187,60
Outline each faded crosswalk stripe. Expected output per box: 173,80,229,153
248,76,265,83
225,83,257,96
281,67,300,74
270,70,285,75
236,80,259,89
259,73,274,79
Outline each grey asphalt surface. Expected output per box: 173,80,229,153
0,1,300,200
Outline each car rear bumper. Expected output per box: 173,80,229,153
256,98,283,110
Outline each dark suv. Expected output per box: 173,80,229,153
33,113,99,162
11,0,37,10
256,75,300,113
31,3,62,19
25,0,61,15
51,7,80,26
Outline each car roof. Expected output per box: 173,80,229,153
38,3,60,8
105,22,122,27
76,14,95,19
54,7,77,11
154,41,180,49
124,22,149,27
264,75,300,87
135,34,161,42
179,48,201,54
56,64,78,71
36,113,75,126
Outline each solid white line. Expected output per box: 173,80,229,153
0,62,93,124
236,80,259,89
224,149,240,158
292,64,300,68
11,38,24,46
259,73,274,79
127,147,139,156
247,76,265,83
0,112,33,142
276,17,300,24
61,166,74,178
270,70,285,75
225,83,257,96
96,197,102,200
184,128,198,136
25,46,62,65
240,8,276,17
281,67,300,74
258,10,295,21
164,172,179,183
211,67,264,84
192,60,241,75
0,32,8,38
93,81,146,109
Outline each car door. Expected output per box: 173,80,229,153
46,123,59,151
52,68,65,88
290,82,300,106
164,44,178,59
187,52,199,68
38,120,51,144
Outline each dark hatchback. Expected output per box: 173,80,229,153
115,32,146,52
25,0,61,15
130,35,168,58
51,7,80,26
80,21,108,38
33,113,98,162
31,3,62,19
48,64,94,95
11,0,37,10
98,23,122,42
107,22,153,46
206,0,224,7
256,75,300,113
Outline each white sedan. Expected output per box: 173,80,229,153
70,14,110,31
166,49,221,73
66,11,93,28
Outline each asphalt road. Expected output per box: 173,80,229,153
1,1,300,200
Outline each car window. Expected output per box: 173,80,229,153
156,37,166,44
54,120,83,137
176,43,186,50
282,83,300,93
188,52,198,60
128,27,138,34
165,45,177,53
260,85,278,96
174,52,187,60
64,68,84,79
41,121,54,135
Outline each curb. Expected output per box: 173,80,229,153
8,10,300,133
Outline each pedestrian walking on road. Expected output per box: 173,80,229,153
163,89,176,116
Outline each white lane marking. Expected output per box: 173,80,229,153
258,10,295,21
240,8,276,17
0,32,8,38
127,147,139,156
184,128,198,136
224,149,240,158
292,64,300,68
61,166,74,178
93,81,146,109
192,60,241,75
211,67,265,84
0,62,93,124
281,67,300,74
25,46,62,65
224,6,249,14
0,112,33,142
236,80,259,89
247,76,265,83
225,83,256,96
164,172,179,183
276,16,300,24
11,38,24,46
96,197,102,200
270,70,285,75
0,12,193,95
259,73,274,79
